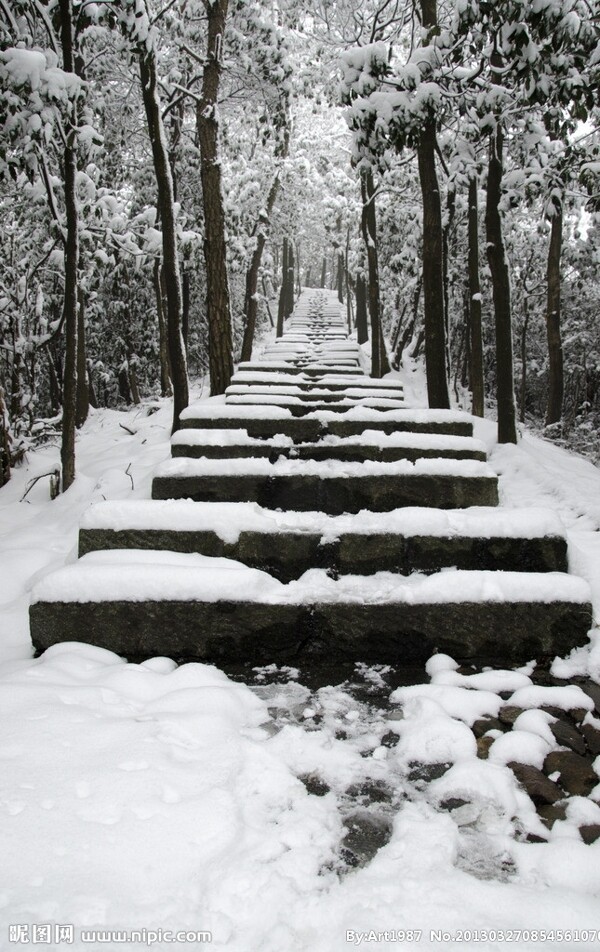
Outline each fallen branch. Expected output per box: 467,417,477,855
20,469,60,502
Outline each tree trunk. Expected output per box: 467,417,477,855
485,54,517,444
195,0,233,397
545,208,564,426
286,241,295,317
153,260,172,396
139,55,189,430
355,273,369,345
468,176,484,417
520,296,529,424
276,237,287,337
337,251,344,304
320,256,327,289
58,0,78,491
416,0,450,409
360,169,390,378
0,385,10,487
75,288,89,428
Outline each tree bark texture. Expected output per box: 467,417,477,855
286,242,295,317
276,237,287,338
0,385,10,487
140,56,189,429
75,289,89,428
468,176,484,417
417,0,450,409
355,273,369,345
485,66,517,444
58,0,78,491
360,170,390,378
545,209,564,425
196,0,233,397
153,260,172,397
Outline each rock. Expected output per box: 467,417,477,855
582,722,600,757
477,736,495,760
549,718,587,756
541,705,573,721
498,706,524,725
579,824,600,845
380,730,399,748
472,717,506,738
580,681,600,718
537,802,568,829
299,774,330,797
508,762,563,805
340,811,393,866
439,797,470,812
345,780,393,804
407,762,451,783
543,751,598,797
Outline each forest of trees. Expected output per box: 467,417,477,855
1,0,599,491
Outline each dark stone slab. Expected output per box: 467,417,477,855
178,415,474,440
472,717,507,738
79,527,567,580
171,441,486,464
498,706,525,725
508,762,563,804
582,722,600,756
537,802,568,829
580,680,600,717
579,824,600,844
543,750,598,796
30,597,592,666
477,736,495,759
549,718,587,756
151,472,500,514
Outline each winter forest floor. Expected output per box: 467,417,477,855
1,351,600,951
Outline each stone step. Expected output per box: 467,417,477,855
78,501,569,581
225,386,404,402
238,362,366,376
178,406,475,439
170,429,487,463
151,457,499,512
224,396,406,415
230,372,402,393
30,551,592,665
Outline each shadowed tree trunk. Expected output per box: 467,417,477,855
468,176,484,417
139,53,189,430
196,0,233,396
153,260,172,397
276,237,288,337
355,273,369,345
320,256,327,288
416,0,450,409
485,51,517,444
360,169,390,378
241,169,284,362
545,208,564,425
0,386,10,487
75,289,89,428
286,242,295,317
58,0,78,491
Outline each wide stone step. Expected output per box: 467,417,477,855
30,551,592,665
170,429,487,463
237,362,364,376
225,386,404,402
78,501,569,581
151,457,499,512
178,406,475,439
229,373,404,394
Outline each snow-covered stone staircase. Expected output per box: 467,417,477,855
30,290,593,667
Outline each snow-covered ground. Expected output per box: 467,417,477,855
1,370,600,951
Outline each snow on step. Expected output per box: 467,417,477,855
78,500,568,578
32,551,589,605
80,500,566,544
154,456,497,479
30,552,592,664
170,429,485,453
